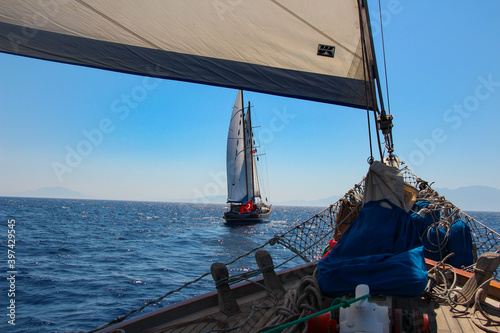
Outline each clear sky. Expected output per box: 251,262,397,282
1,0,499,203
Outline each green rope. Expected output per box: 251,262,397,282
262,293,371,333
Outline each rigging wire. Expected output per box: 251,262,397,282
374,110,384,160
378,0,392,114
357,0,380,163
366,110,374,164
360,33,374,164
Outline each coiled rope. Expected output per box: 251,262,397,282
260,282,370,333
257,275,323,333
424,253,500,333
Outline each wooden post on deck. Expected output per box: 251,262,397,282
255,250,286,298
211,262,240,316
458,251,500,305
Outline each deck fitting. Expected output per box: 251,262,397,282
211,262,241,316
255,250,286,299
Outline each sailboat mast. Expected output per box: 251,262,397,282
240,90,250,203
247,101,256,202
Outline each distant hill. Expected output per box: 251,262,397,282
433,186,500,212
187,195,226,204
277,186,500,211
7,186,89,199
276,195,341,207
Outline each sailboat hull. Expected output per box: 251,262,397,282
223,208,271,224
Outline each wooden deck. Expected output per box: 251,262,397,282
115,292,500,333
394,296,500,333
99,261,317,333
103,284,500,333
98,259,500,333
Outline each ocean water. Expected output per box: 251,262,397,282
0,197,323,333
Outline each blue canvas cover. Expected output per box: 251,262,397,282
410,200,441,236
317,199,428,297
421,226,448,262
410,213,432,240
410,201,474,267
447,220,474,268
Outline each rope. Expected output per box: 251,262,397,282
260,292,371,333
424,254,498,320
472,289,500,332
214,265,274,288
257,275,323,333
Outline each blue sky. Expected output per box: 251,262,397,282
1,0,499,203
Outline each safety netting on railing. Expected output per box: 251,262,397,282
400,162,500,264
271,161,500,267
269,181,364,263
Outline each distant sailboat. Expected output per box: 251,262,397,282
224,90,271,223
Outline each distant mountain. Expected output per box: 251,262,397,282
181,195,227,204
433,186,500,212
276,195,341,207
7,186,90,199
276,186,500,211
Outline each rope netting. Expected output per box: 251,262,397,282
270,161,500,267
269,182,363,263
400,162,500,265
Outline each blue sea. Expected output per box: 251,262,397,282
0,197,327,333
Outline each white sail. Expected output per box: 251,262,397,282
245,112,261,201
252,153,261,199
226,91,247,203
0,0,377,109
227,91,264,204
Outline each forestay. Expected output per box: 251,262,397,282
0,0,377,109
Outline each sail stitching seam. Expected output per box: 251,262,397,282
269,0,360,59
75,0,162,50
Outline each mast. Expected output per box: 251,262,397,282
240,91,250,203
247,101,256,203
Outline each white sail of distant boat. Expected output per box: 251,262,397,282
224,90,271,223
226,91,247,203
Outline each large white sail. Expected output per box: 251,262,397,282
226,91,247,203
0,0,376,109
